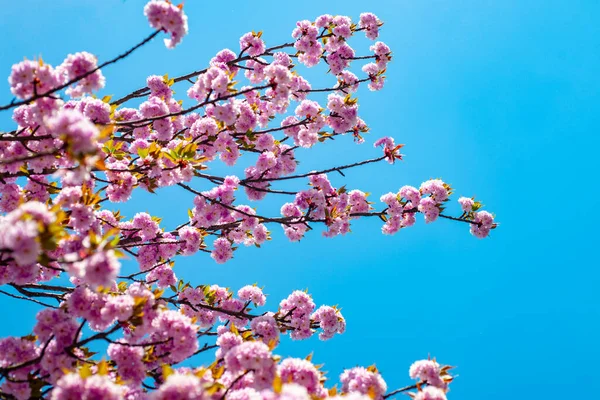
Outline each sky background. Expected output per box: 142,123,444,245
1,1,599,399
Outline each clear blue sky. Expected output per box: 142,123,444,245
1,1,599,399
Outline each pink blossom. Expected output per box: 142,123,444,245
225,341,276,390
396,186,418,205
151,309,199,364
238,285,266,306
2,219,40,266
458,196,474,212
0,183,22,212
152,373,204,400
146,263,177,288
211,237,233,263
132,212,160,241
279,358,324,396
51,373,122,400
413,387,448,400
216,330,243,359
144,0,189,48
418,197,440,223
420,179,449,203
108,342,146,384
147,74,172,99
409,360,447,389
279,291,315,340
240,32,266,57
340,367,387,399
71,250,120,288
470,210,495,238
102,294,135,323
45,109,99,155
312,305,346,340
59,52,105,98
315,15,333,29
359,13,381,40
250,313,279,345
178,226,202,255
8,60,62,100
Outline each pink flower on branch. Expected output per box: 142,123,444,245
144,0,188,49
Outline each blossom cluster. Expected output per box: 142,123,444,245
144,0,189,48
0,1,495,399
379,180,496,238
9,52,105,102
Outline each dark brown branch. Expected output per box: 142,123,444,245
383,382,424,399
243,155,387,184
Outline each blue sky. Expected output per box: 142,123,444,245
1,1,599,399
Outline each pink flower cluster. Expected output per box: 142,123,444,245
64,96,111,124
147,74,173,99
107,342,146,384
178,226,203,255
0,201,56,285
211,237,234,264
187,66,232,101
379,181,496,238
279,358,326,397
34,308,79,349
326,94,359,134
244,145,298,200
66,286,134,331
224,341,276,389
458,196,475,212
8,60,63,99
340,367,388,399
250,313,279,345
51,373,122,400
144,0,189,48
292,20,324,67
281,174,372,240
471,210,496,238
418,179,450,223
238,285,266,306
59,52,105,98
318,16,355,74
134,232,179,271
132,212,161,241
359,13,382,40
379,187,417,234
104,160,138,202
150,309,199,364
279,290,315,340
0,336,40,399
146,263,177,288
178,286,218,328
409,359,448,389
366,42,392,91
151,373,205,400
414,387,448,400
8,52,105,102
46,108,99,156
69,250,121,289
374,136,403,164
311,305,346,340
240,32,266,57
216,326,243,359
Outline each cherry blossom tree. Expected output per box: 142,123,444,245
0,1,496,399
